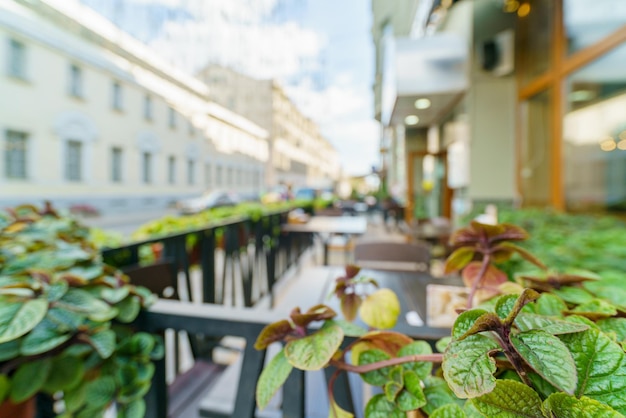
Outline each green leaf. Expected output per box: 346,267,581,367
542,393,624,418
597,318,626,342
116,295,142,323
89,329,116,358
515,313,589,335
569,299,618,320
58,288,111,314
256,348,293,410
456,312,502,341
327,398,354,418
559,327,626,413
84,376,116,409
534,293,567,316
499,289,540,324
397,340,433,379
326,319,367,337
119,399,146,418
46,307,85,331
364,394,405,418
10,358,52,403
495,294,518,320
552,287,595,305
20,318,72,355
0,340,20,361
358,349,393,386
430,404,467,418
527,372,558,399
421,376,461,415
101,287,130,304
384,367,404,402
0,374,10,404
451,309,488,339
64,383,87,412
510,329,577,394
0,299,48,344
359,288,400,329
396,370,426,411
471,380,543,418
46,280,69,302
284,323,343,370
442,334,500,398
444,247,476,274
436,337,452,353
42,355,85,393
255,319,294,350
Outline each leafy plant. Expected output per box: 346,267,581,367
255,220,626,417
0,204,163,417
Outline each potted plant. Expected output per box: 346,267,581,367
254,220,626,417
0,204,162,418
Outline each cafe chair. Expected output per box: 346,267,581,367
353,240,431,272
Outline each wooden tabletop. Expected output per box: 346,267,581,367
281,215,368,235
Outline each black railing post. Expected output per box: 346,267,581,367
201,228,216,304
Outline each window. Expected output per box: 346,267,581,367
112,82,123,110
7,39,26,79
142,152,152,184
187,159,195,185
188,120,195,136
111,147,122,182
65,140,82,181
226,167,233,186
69,64,83,98
216,165,223,185
168,107,176,129
204,163,211,187
144,95,152,121
168,156,176,184
4,130,27,179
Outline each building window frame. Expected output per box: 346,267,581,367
168,107,176,129
144,95,153,121
142,152,152,184
68,64,83,98
112,81,123,111
168,155,176,185
7,38,27,80
4,130,28,179
111,147,122,183
65,140,82,182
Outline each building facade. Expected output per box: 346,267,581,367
0,0,269,214
373,0,626,222
198,64,342,190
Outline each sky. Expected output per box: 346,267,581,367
79,0,380,177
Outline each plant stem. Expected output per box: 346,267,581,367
466,254,491,309
329,353,443,374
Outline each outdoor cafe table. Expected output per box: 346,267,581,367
320,268,464,340
281,215,368,265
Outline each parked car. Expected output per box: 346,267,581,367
176,190,240,215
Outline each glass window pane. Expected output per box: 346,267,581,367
66,140,82,181
5,130,27,179
520,90,552,206
564,43,626,212
518,0,554,84
565,0,626,55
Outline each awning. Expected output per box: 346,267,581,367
381,33,468,128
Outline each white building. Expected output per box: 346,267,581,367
0,0,269,214
197,64,342,190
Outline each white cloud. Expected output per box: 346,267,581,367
91,0,380,177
